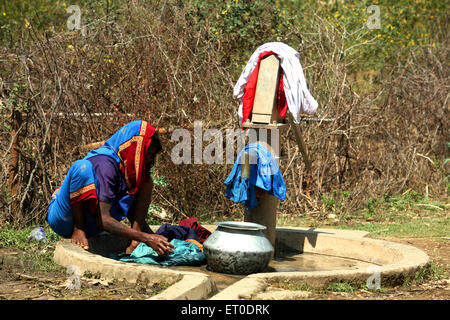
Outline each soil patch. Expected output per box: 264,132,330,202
308,237,450,300
1,237,448,300
0,247,166,300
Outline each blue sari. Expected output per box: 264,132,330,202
47,120,156,238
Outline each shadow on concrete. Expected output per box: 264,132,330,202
88,232,129,258
275,227,334,257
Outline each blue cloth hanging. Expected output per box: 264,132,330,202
224,143,286,210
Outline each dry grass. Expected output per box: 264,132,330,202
0,2,448,226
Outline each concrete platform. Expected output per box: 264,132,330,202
52,226,429,300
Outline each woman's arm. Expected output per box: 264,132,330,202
97,201,173,255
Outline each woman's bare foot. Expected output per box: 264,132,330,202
71,228,89,250
126,240,140,254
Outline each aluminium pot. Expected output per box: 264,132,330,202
203,221,274,275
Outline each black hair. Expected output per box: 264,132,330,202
150,132,162,155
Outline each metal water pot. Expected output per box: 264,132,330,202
203,221,274,275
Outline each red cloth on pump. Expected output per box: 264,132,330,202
241,51,288,129
179,218,211,243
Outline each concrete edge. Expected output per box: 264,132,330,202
208,230,430,300
199,225,371,239
149,274,217,300
275,226,371,239
53,240,214,300
53,226,430,301
209,277,268,300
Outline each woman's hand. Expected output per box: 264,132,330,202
97,201,173,255
144,234,174,255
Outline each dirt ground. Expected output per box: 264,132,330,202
0,237,448,300
0,247,165,300
310,237,450,300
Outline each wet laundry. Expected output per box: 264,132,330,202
224,143,286,210
234,42,318,125
111,239,206,266
111,219,210,266
179,218,211,243
155,224,202,243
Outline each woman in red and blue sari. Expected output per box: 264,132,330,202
47,120,173,255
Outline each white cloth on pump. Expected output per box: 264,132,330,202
233,42,318,124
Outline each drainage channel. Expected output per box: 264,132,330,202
169,251,377,295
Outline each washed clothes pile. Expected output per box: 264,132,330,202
224,143,286,210
112,239,205,267
111,218,211,266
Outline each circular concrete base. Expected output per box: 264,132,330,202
52,226,429,300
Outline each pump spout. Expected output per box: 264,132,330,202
241,151,250,179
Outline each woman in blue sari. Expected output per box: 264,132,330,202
47,120,173,255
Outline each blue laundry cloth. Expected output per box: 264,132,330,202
111,239,206,266
155,224,202,243
224,143,286,210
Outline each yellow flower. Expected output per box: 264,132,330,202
67,44,74,51
390,40,394,43
410,40,415,45
221,9,227,15
2,12,6,16
377,34,382,38
432,42,435,47
24,18,30,28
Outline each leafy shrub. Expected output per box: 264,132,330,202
0,0,447,225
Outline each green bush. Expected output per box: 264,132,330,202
0,0,447,225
